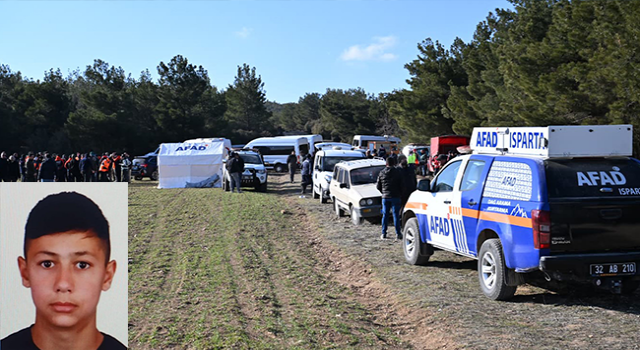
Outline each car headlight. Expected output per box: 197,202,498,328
360,199,366,206
366,198,373,205
324,175,332,183
257,169,266,174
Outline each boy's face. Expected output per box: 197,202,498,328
18,231,116,329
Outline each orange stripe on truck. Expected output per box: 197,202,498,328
405,202,428,211
478,211,532,228
406,202,531,228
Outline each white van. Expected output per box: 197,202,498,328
244,136,310,172
352,135,401,151
312,148,365,203
278,134,323,150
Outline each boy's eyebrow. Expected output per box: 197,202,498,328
33,251,97,257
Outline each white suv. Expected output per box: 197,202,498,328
329,159,386,225
312,148,365,203
222,149,268,192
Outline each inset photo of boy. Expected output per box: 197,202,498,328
1,184,128,350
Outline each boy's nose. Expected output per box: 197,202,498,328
55,267,74,292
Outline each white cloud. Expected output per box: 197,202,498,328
235,27,252,38
340,36,398,62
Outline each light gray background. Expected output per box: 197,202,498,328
1,183,128,346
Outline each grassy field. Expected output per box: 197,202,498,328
128,180,405,349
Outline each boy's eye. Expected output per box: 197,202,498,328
76,261,90,270
40,261,54,268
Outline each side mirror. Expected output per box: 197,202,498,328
340,183,348,189
417,179,431,192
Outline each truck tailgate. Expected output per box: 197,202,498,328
549,199,640,254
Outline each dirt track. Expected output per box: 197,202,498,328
273,173,640,350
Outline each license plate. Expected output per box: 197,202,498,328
590,262,636,276
242,176,253,180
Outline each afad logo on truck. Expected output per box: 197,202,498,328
175,144,209,152
475,130,546,150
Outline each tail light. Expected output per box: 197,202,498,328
532,209,551,249
142,164,148,168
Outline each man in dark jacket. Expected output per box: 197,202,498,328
0,151,8,181
286,151,297,183
376,156,404,240
300,154,312,194
398,155,417,209
80,153,95,182
37,153,56,182
8,154,20,181
25,154,36,182
228,152,245,193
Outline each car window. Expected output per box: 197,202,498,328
350,166,385,185
239,153,262,164
148,157,157,166
322,157,364,172
545,158,640,198
336,168,344,183
483,160,533,201
432,160,462,192
460,160,486,191
267,146,295,155
333,167,339,180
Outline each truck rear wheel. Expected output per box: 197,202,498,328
403,218,430,265
274,164,285,173
478,239,517,300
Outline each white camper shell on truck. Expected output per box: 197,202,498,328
244,136,310,172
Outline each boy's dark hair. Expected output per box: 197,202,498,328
24,192,110,262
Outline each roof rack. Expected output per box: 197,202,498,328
470,125,633,157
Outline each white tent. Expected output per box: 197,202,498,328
157,139,231,189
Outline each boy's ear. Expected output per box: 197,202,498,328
102,260,117,292
18,257,31,288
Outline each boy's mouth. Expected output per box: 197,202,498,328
51,302,77,313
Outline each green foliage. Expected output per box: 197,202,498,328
224,64,272,143
156,55,226,143
4,1,640,156
390,39,463,143
320,88,376,142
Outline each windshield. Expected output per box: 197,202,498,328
350,166,385,185
323,157,363,172
239,153,262,164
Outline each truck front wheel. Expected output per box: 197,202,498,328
402,218,431,265
478,239,517,300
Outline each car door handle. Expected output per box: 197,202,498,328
468,200,477,206
444,200,451,204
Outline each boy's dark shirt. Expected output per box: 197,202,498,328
1,326,127,350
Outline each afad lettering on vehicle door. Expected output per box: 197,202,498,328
427,206,470,255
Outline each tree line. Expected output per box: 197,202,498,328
1,0,639,156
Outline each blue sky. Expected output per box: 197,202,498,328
1,0,511,103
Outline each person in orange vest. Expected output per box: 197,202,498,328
112,153,122,182
98,153,113,182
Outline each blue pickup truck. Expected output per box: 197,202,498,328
402,125,640,300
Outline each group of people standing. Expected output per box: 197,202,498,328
286,151,313,195
0,151,132,183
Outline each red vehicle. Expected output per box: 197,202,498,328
428,135,470,174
